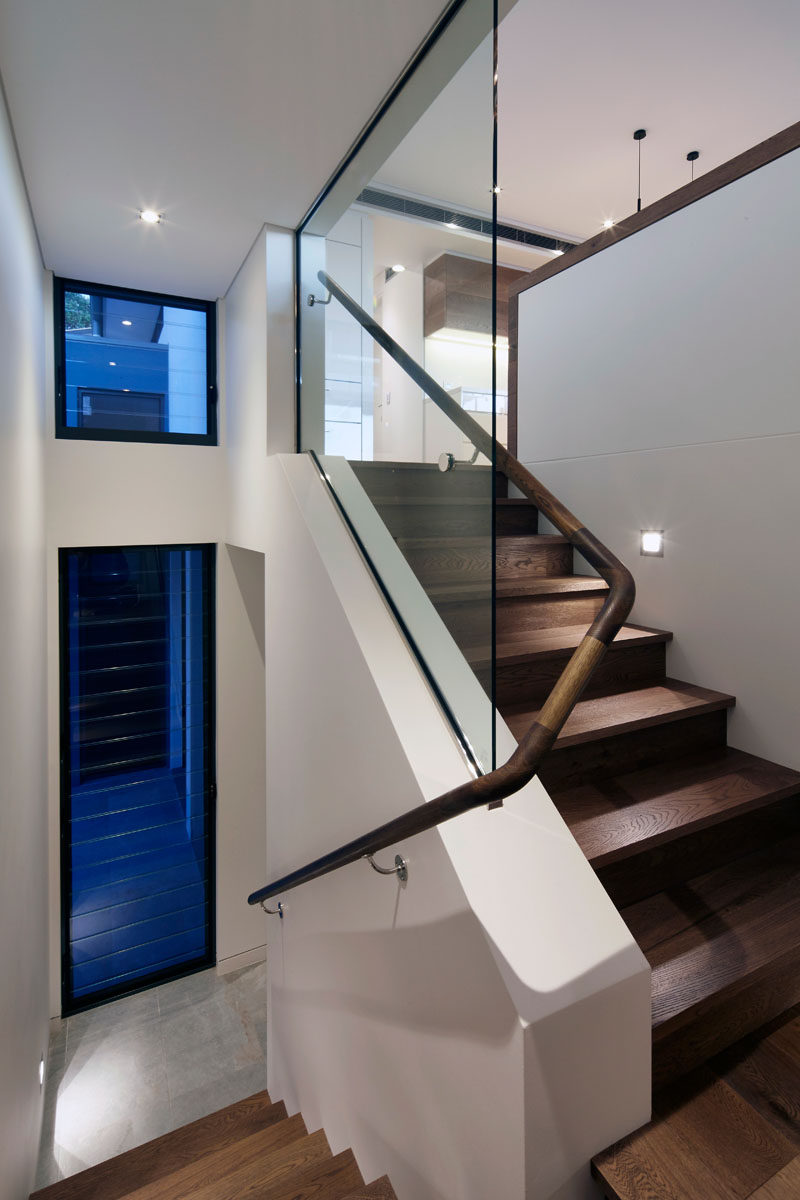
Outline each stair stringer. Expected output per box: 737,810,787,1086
263,453,650,1200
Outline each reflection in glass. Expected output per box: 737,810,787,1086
58,281,212,439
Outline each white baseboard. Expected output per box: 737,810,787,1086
216,944,267,975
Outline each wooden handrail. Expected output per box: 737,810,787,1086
247,270,634,908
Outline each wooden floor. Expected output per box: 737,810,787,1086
31,1090,397,1200
593,1003,800,1199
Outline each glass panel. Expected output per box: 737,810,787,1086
298,0,499,771
58,281,214,441
60,544,215,1010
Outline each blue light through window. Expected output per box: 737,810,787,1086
55,279,217,444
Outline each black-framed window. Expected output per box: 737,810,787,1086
54,277,217,445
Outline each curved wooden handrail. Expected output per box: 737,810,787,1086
247,270,634,908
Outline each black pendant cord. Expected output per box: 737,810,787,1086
633,128,647,212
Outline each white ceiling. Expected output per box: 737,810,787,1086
2,0,798,302
369,209,551,279
378,0,800,240
0,0,449,298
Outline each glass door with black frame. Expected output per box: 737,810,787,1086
59,543,215,1011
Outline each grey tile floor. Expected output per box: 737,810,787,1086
35,959,267,1190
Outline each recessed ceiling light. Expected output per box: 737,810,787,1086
391,264,405,273
139,209,162,225
551,248,564,257
123,388,130,392
122,319,132,326
108,361,116,366
603,219,615,229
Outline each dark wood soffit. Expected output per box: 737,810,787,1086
509,118,800,300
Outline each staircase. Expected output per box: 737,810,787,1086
30,1091,396,1200
352,458,800,1195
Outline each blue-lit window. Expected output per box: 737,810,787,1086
54,278,217,444
59,545,215,1011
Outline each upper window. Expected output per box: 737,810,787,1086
54,278,217,444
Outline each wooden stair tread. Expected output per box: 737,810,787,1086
592,1064,798,1200
369,496,489,508
504,678,734,747
257,1148,364,1200
351,460,489,473
468,622,672,670
427,575,608,603
163,1128,339,1200
620,834,800,1034
552,747,800,867
29,1091,285,1200
114,1116,310,1200
394,533,565,549
341,1177,398,1199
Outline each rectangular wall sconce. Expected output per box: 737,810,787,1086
641,530,664,557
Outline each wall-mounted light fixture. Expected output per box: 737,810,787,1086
640,529,664,557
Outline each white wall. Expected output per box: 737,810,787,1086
517,147,800,769
0,77,50,1200
215,544,267,968
374,267,425,461
264,454,649,1200
224,223,295,552
324,211,374,458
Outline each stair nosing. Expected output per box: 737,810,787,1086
505,679,736,749
560,748,800,867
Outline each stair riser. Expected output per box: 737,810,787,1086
376,505,493,539
539,710,729,792
497,539,573,579
351,463,500,500
597,792,800,908
497,592,606,635
434,592,606,641
403,544,492,586
496,503,540,537
496,642,666,708
401,536,570,586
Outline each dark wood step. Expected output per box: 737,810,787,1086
555,747,799,866
343,1179,398,1199
370,497,493,539
429,575,608,639
397,534,571,585
600,793,800,909
505,678,733,746
350,459,497,500
488,623,671,707
29,1091,287,1200
592,1053,799,1200
111,1117,311,1200
621,834,800,1086
495,497,539,536
179,1128,336,1200
262,1148,364,1200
